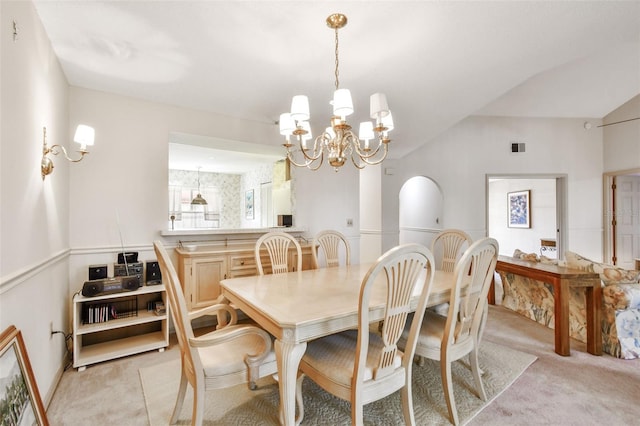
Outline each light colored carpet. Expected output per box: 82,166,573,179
140,341,536,425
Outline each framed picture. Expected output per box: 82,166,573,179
0,325,48,426
245,189,254,220
508,190,531,228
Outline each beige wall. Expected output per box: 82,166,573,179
0,0,71,405
383,116,607,260
603,94,640,172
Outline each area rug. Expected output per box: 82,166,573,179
140,341,536,425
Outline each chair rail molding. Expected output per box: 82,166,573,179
0,249,70,295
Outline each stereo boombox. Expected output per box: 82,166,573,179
81,276,140,298
83,258,163,297
114,262,143,283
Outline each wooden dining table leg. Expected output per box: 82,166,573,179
275,339,307,426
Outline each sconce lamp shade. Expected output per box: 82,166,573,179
41,124,95,180
74,125,95,150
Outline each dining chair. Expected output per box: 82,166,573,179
153,241,278,426
311,229,351,268
255,231,302,275
296,243,436,425
402,237,498,425
431,229,473,272
428,229,474,317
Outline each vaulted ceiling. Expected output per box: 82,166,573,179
33,1,640,160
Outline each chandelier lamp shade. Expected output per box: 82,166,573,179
280,13,394,171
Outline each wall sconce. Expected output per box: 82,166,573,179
41,125,94,180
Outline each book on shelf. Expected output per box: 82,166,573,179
154,302,166,316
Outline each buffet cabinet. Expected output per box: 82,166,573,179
176,241,314,311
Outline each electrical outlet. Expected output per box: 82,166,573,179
49,321,53,340
346,218,353,227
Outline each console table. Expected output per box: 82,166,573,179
491,255,602,356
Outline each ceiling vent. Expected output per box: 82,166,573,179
511,142,526,153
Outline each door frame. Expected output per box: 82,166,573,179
486,173,567,259
602,168,640,265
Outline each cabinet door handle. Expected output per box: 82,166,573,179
240,261,244,265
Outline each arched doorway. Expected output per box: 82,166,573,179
399,176,443,247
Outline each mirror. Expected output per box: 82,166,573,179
168,132,292,231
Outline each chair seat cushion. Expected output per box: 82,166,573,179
401,311,447,351
302,329,402,387
198,330,276,377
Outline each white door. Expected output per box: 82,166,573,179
615,175,640,269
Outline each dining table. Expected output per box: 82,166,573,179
220,263,455,426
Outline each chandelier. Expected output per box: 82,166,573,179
279,13,394,171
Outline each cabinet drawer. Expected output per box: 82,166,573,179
228,254,258,277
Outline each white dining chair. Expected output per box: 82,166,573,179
311,229,351,268
255,231,302,275
429,229,474,317
153,241,278,426
401,237,498,425
431,229,473,272
296,243,436,425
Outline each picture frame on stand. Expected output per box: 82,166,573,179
0,325,48,425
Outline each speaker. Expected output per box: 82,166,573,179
120,276,140,291
81,280,104,297
88,264,108,280
146,261,162,285
278,214,293,227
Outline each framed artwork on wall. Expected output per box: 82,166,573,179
245,189,254,220
0,325,48,425
508,190,531,228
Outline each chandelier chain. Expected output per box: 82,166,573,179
334,27,340,90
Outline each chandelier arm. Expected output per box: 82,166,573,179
352,140,383,159
298,136,324,162
286,151,317,169
47,144,89,163
306,152,324,171
354,142,389,166
289,150,324,171
350,154,366,170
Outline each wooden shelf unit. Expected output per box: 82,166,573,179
72,285,169,371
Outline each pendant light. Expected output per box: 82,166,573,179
191,167,208,205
